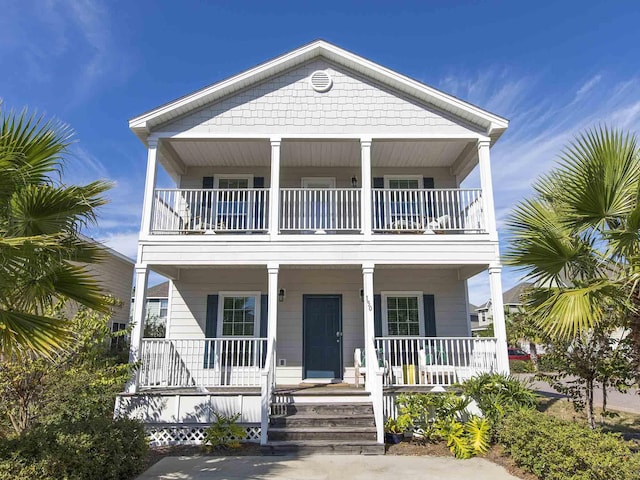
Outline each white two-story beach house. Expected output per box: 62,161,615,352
115,40,510,453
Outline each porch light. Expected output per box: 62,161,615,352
278,289,286,302
360,289,364,302
351,176,358,187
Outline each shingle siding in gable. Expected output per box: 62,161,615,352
157,59,480,135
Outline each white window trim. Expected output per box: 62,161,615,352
301,177,336,188
383,175,423,189
216,291,261,338
214,174,254,189
381,291,425,337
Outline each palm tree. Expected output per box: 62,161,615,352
0,107,113,358
505,126,640,359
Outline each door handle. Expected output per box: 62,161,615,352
336,331,343,343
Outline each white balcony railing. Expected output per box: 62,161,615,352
280,188,361,232
151,189,269,233
139,338,267,388
372,188,485,233
150,188,486,235
374,337,498,386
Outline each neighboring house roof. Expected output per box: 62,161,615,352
146,281,169,299
503,282,534,305
79,234,135,265
475,281,534,314
129,39,508,144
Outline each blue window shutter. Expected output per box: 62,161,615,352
374,294,382,337
202,177,214,208
205,295,218,337
372,178,385,229
423,178,435,217
423,294,436,336
260,294,268,337
204,294,218,368
254,177,265,229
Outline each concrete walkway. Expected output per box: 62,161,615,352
136,454,521,480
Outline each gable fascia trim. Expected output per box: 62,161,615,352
130,41,508,142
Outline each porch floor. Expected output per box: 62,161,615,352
135,383,440,396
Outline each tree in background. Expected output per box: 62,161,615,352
0,107,113,357
505,126,640,363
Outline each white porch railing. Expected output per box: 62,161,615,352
372,188,485,233
260,337,276,445
139,338,267,388
374,337,498,386
280,188,361,232
151,189,269,233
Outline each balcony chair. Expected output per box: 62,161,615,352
353,348,389,387
418,347,457,385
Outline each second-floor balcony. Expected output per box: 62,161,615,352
151,187,485,235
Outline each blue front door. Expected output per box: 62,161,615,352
303,295,342,380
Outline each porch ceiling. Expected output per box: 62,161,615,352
164,138,474,169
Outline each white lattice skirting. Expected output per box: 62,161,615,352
147,423,261,446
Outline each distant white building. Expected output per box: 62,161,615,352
68,237,135,332
474,282,533,332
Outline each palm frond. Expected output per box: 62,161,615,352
0,308,71,358
527,282,623,338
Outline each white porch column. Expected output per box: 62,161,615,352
360,138,373,237
267,264,279,348
362,263,375,391
477,140,498,240
261,263,279,445
126,265,149,393
488,264,510,374
140,139,159,236
269,138,281,237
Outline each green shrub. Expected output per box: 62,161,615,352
500,409,640,480
203,412,246,451
509,359,536,373
0,417,148,480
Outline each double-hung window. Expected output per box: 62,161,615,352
385,177,423,229
382,292,424,337
216,176,252,230
215,293,261,368
217,293,260,337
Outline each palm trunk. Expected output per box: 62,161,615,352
601,378,608,425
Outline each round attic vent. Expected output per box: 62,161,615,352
309,70,333,92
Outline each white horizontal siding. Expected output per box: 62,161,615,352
178,167,457,190
72,256,134,325
167,267,469,381
157,59,481,136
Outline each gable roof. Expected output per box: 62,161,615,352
146,281,169,298
503,282,533,305
130,40,508,144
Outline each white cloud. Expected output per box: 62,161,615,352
448,67,640,304
98,230,139,261
0,0,133,107
575,73,602,99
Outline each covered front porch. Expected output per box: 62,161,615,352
126,263,509,445
131,264,506,391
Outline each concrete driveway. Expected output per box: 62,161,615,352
136,454,520,480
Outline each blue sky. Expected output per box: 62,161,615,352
2,1,640,304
